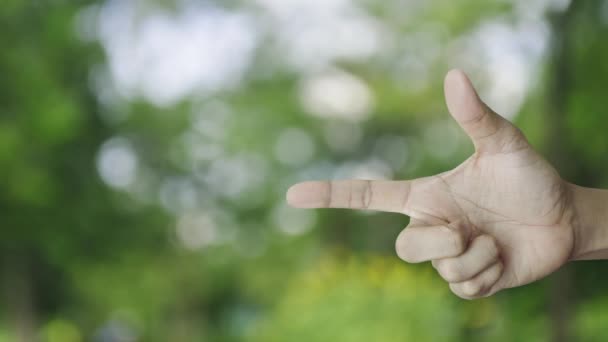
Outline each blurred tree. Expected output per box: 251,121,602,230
1,0,608,341
0,1,171,340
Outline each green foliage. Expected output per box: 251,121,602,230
251,254,464,341
2,0,608,341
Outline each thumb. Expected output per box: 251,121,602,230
444,69,528,154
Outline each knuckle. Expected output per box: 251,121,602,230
399,181,412,213
321,181,332,207
395,245,410,262
479,235,499,258
449,283,474,301
362,180,372,209
396,249,418,263
461,280,482,297
446,228,466,256
438,260,464,282
395,231,418,263
477,234,493,245
496,261,504,275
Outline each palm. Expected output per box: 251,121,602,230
287,70,576,299
412,147,574,290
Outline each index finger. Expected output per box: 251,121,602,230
286,180,414,213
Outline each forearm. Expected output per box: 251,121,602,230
569,183,608,260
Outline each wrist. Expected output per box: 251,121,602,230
568,182,608,260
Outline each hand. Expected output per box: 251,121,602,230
286,70,577,299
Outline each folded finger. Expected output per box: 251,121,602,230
432,234,500,283
395,224,468,263
449,261,504,300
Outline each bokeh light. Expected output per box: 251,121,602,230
8,0,608,340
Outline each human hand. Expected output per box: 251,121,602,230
286,70,577,299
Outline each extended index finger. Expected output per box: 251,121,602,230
286,180,415,214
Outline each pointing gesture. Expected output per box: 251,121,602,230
287,70,577,299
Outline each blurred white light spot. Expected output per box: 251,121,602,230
159,177,199,213
485,57,527,119
323,121,363,153
292,160,336,185
334,159,393,180
255,0,387,71
97,137,138,189
255,0,349,18
449,17,551,120
352,159,394,180
374,135,409,171
394,55,430,93
299,69,373,121
272,203,317,236
424,120,463,161
174,132,225,170
274,127,316,166
473,21,547,118
203,154,268,199
188,141,224,162
98,1,258,106
192,101,232,141
176,213,218,250
95,318,138,342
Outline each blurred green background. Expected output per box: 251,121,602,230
2,0,608,341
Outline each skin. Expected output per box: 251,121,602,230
286,69,608,300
